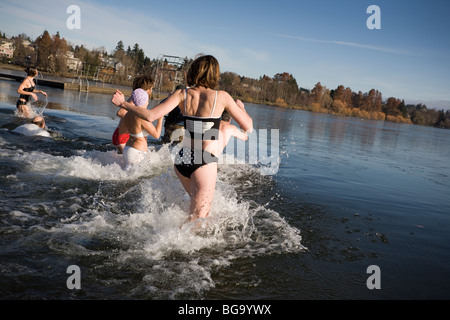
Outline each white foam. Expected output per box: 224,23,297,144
14,105,38,119
7,143,173,181
61,162,303,297
3,142,305,298
12,123,51,137
10,210,38,222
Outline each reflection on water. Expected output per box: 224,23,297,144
246,104,385,155
0,78,139,119
0,78,165,121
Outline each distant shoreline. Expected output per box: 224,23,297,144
0,64,178,101
1,63,448,129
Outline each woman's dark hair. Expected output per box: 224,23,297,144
25,67,38,77
222,110,232,122
133,76,154,91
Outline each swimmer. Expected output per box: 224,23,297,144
112,55,253,222
16,68,47,118
31,115,46,129
112,76,154,154
122,88,163,167
12,115,50,137
162,85,186,145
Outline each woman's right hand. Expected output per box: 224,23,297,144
112,90,125,107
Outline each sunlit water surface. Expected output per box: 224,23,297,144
1,79,449,299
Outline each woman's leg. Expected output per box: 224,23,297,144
17,103,31,118
188,162,217,221
174,165,192,196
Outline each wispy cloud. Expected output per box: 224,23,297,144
1,0,258,75
269,32,418,56
65,0,194,57
241,48,269,62
0,0,196,57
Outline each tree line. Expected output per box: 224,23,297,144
220,72,450,129
2,30,158,85
2,30,449,129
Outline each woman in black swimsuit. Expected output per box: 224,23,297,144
112,55,253,223
16,68,47,118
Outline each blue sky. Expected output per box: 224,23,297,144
1,0,449,110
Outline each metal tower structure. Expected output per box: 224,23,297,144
153,55,187,97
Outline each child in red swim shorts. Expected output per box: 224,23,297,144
112,76,154,153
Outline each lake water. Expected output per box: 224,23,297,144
0,78,449,300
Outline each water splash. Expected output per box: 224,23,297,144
1,140,305,299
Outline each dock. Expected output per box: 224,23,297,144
0,72,132,96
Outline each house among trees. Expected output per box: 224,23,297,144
65,51,82,71
0,40,14,59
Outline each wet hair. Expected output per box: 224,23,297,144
25,68,38,77
222,110,232,122
32,116,45,129
186,55,220,89
133,76,154,91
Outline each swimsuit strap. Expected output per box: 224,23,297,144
184,89,188,114
210,91,218,117
184,89,218,117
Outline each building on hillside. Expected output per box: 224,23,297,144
65,51,82,71
0,40,14,59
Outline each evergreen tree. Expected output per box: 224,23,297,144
116,40,124,52
35,30,53,70
398,100,407,118
435,110,446,127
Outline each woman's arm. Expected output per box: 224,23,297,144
141,117,164,139
232,125,248,141
112,89,183,123
223,93,253,133
34,89,47,98
117,108,128,118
